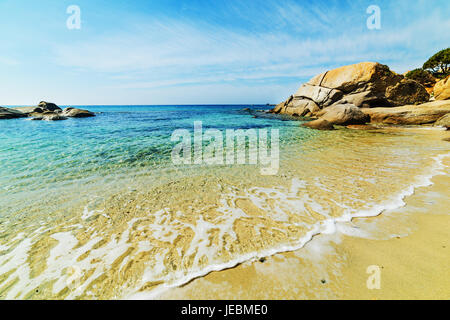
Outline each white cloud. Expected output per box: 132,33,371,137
52,4,450,92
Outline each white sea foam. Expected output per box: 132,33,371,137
126,152,450,300
1,151,447,300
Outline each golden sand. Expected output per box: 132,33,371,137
160,157,450,300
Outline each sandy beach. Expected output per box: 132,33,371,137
160,156,450,300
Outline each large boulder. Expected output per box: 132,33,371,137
362,100,450,125
62,107,95,118
302,104,369,130
314,104,370,125
385,78,431,106
434,75,450,100
272,62,430,116
0,107,27,119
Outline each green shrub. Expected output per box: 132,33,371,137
423,48,450,78
405,68,435,86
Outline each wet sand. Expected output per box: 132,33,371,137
160,157,450,300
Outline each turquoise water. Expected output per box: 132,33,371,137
0,105,313,220
1,105,448,300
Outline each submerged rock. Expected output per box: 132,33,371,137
346,124,379,130
0,107,27,119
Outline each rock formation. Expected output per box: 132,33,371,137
4,102,96,121
270,62,450,129
434,113,450,129
272,62,430,118
434,75,450,100
361,100,450,125
62,107,95,118
38,101,62,112
0,107,27,119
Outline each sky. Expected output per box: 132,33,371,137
0,0,449,105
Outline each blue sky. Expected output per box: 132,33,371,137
0,0,449,105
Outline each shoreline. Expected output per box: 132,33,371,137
158,152,450,300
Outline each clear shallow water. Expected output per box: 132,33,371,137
0,105,313,218
0,105,448,299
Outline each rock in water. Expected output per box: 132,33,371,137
38,101,62,112
434,75,450,100
0,107,27,119
11,106,44,115
62,107,95,118
272,62,430,116
42,113,68,121
302,119,335,130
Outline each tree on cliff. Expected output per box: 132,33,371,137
423,48,450,78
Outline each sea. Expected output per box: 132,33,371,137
0,105,448,299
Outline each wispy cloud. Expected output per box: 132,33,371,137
2,0,450,104
53,9,450,90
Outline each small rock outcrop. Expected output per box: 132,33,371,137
13,102,62,116
434,113,450,129
11,106,44,114
38,101,62,112
434,75,450,100
30,111,67,121
62,107,95,118
0,107,27,119
8,102,95,121
272,62,430,117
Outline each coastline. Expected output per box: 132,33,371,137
159,147,450,300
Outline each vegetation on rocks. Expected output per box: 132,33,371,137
423,48,450,79
405,69,436,87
